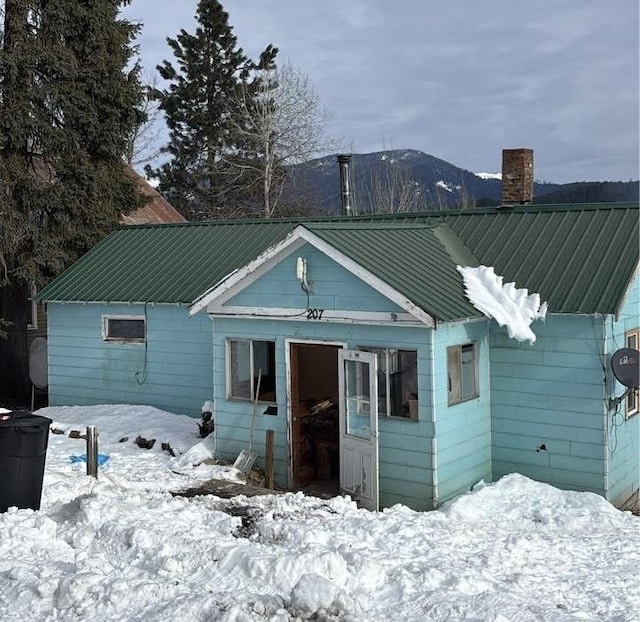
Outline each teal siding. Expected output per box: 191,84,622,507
433,321,492,504
606,271,640,508
228,243,404,313
210,316,435,510
47,303,212,416
490,315,607,496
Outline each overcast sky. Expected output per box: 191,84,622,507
123,0,639,183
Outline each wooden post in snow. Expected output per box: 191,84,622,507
86,426,98,478
265,430,275,489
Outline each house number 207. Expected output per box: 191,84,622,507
306,308,324,320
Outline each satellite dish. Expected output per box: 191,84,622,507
29,336,48,390
611,348,639,389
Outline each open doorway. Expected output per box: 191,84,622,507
289,342,341,494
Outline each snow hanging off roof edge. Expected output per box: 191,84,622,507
457,265,548,345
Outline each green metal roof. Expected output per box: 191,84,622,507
38,203,639,320
444,204,639,315
305,222,480,321
37,220,298,305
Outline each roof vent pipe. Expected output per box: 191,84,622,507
337,154,353,216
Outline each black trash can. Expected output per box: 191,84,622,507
0,410,52,512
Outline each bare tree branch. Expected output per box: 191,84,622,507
353,151,427,214
125,72,165,168
226,62,342,218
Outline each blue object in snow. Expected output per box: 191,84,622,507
69,453,110,466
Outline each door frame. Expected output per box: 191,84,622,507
285,338,347,489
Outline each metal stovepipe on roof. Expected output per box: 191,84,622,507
337,154,353,216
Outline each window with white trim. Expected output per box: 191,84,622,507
360,347,418,419
228,339,276,402
448,342,478,405
102,315,145,342
625,329,639,417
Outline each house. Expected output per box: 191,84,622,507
26,168,185,406
37,153,639,512
120,166,187,226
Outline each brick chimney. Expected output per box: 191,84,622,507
501,148,534,205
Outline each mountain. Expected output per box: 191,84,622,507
283,150,638,214
534,181,639,205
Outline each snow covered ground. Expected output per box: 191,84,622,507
1,404,638,621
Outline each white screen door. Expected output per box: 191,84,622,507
338,349,379,510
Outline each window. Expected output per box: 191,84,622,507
228,339,276,402
27,283,38,330
448,343,478,405
625,329,639,417
102,316,145,342
360,347,418,419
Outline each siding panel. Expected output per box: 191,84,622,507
229,244,403,313
433,321,492,504
47,303,213,416
490,315,607,496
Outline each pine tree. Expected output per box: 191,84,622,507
148,0,277,220
0,0,144,401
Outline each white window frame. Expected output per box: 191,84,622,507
27,282,38,330
358,347,418,420
102,315,146,343
625,329,639,418
226,338,277,403
448,342,479,406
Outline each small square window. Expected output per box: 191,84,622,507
448,343,478,405
228,339,277,403
359,347,418,419
102,316,145,342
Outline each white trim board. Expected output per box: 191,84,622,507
190,234,305,316
189,225,435,327
207,306,424,326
